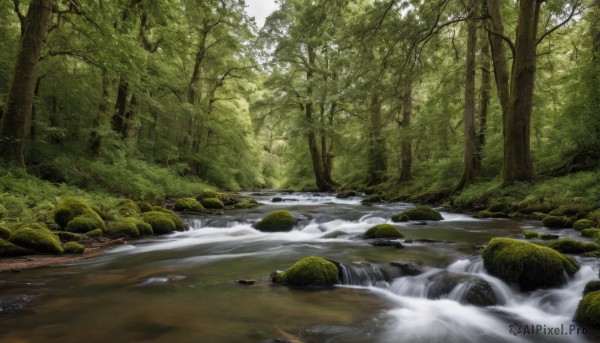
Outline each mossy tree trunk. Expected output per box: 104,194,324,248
0,0,53,167
592,0,600,149
477,25,491,170
456,0,479,191
111,75,128,134
91,73,110,155
367,93,387,185
399,86,412,182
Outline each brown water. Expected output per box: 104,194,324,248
0,193,598,343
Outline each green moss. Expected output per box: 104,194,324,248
66,216,103,234
152,205,165,212
108,220,140,238
542,216,568,229
391,206,444,222
482,238,580,291
581,228,600,238
63,241,84,254
549,203,588,218
233,199,259,209
364,224,404,239
0,225,11,239
0,238,34,257
479,210,508,218
84,229,103,238
584,281,600,296
136,221,153,236
336,190,357,199
523,230,539,239
137,202,153,213
9,226,63,254
55,231,86,242
200,197,224,209
361,194,382,204
142,211,176,234
573,219,595,231
196,190,218,200
275,256,339,287
575,291,600,328
540,233,559,240
547,238,597,254
54,197,105,230
255,210,296,232
174,198,204,212
117,199,141,217
531,212,548,220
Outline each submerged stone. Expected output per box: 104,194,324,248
546,238,597,254
364,224,404,239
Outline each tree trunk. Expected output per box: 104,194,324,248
123,93,140,151
367,93,386,185
456,0,479,190
0,0,53,167
91,73,110,155
477,26,491,169
187,28,209,105
501,0,540,184
30,76,42,142
485,0,510,117
111,75,128,134
399,86,412,182
592,0,600,146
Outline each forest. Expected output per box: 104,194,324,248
1,1,600,342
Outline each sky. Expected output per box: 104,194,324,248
245,0,279,27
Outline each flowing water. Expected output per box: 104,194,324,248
0,193,599,343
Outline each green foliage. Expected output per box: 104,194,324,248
392,206,443,222
364,224,404,239
482,238,579,291
9,227,63,254
255,210,295,232
63,241,85,254
575,291,600,328
174,198,204,212
200,197,224,209
546,238,597,254
275,256,339,287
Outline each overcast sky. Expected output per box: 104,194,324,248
245,0,279,27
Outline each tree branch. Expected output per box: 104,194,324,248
536,0,582,46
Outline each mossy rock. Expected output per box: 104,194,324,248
84,229,103,238
336,191,357,199
152,205,166,212
66,216,103,234
0,225,11,239
573,219,595,231
575,291,600,328
392,206,443,222
196,190,218,200
581,228,600,238
584,281,600,296
479,210,508,219
482,238,579,291
542,216,568,229
142,211,176,234
116,199,141,217
549,203,588,218
487,201,514,213
174,198,204,212
233,199,259,209
108,220,140,238
546,238,597,254
540,233,559,240
364,224,404,239
63,241,84,254
0,238,35,257
9,226,63,254
361,194,382,204
200,197,224,210
523,230,539,239
54,197,105,230
55,231,86,242
137,202,153,213
255,210,296,232
274,256,339,287
531,212,548,220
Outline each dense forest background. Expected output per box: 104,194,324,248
0,0,598,204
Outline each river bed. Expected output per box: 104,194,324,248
0,193,598,342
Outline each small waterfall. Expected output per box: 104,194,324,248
337,262,389,287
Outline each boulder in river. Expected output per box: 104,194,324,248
200,197,224,209
575,290,600,328
482,238,579,291
142,210,187,234
389,261,424,276
255,210,296,232
364,224,404,239
63,241,84,254
272,256,339,287
573,219,595,231
174,198,204,212
542,215,568,229
426,271,498,307
391,206,443,222
546,238,597,254
583,281,600,296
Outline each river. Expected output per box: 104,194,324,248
0,193,598,342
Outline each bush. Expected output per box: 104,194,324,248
174,198,204,212
63,241,84,254
200,197,224,209
575,291,600,328
482,238,579,291
274,256,339,287
547,238,597,254
255,210,295,232
391,206,443,222
364,224,404,239
9,226,63,254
